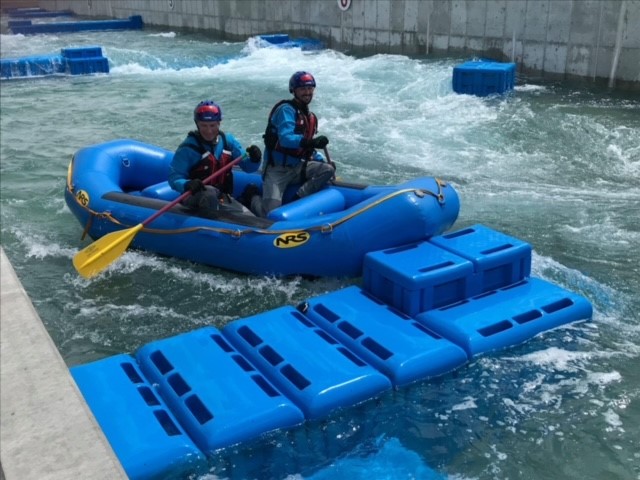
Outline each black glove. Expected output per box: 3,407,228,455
246,145,262,163
300,135,329,150
185,179,205,194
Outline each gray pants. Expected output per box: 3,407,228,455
185,185,254,216
251,161,335,217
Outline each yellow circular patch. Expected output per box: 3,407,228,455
273,231,311,249
75,190,90,207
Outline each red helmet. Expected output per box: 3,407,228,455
289,71,316,93
194,100,222,122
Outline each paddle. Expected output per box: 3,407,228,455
323,147,337,181
73,155,243,279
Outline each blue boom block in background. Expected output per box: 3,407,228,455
8,14,143,34
1,46,109,79
452,59,516,96
6,8,74,18
258,33,324,51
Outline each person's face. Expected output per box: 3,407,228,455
197,120,220,142
294,86,315,105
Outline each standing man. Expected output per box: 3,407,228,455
170,100,262,217
240,71,335,217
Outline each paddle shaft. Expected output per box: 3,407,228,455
142,155,242,227
323,147,336,170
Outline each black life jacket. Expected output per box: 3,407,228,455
186,131,234,194
263,99,317,165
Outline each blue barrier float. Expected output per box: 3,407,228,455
258,33,324,51
135,326,305,453
8,14,143,35
1,46,109,80
301,286,469,387
223,306,392,419
70,354,206,480
71,224,592,479
7,9,74,18
415,277,593,357
452,59,516,97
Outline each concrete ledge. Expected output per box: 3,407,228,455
0,248,126,480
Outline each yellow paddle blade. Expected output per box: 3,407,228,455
73,224,144,279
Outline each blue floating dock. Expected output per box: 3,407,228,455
8,14,143,35
70,354,206,480
452,59,516,96
70,223,592,479
223,306,392,419
1,46,109,79
415,278,593,357
302,286,468,386
135,326,304,453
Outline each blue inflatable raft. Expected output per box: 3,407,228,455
65,139,460,277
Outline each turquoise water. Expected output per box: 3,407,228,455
1,26,639,480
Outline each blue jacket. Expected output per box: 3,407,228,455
169,131,259,193
264,101,324,168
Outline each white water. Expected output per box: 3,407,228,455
1,26,639,480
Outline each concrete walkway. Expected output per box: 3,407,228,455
0,248,126,480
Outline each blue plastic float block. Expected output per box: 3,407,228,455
363,241,476,316
65,57,109,75
1,55,59,78
429,224,532,294
61,46,104,59
70,354,206,480
452,60,515,97
8,9,74,18
222,306,392,420
135,326,304,453
9,15,143,34
415,277,593,358
259,34,290,45
302,286,468,387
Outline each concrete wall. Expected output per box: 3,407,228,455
32,0,640,88
1,248,127,480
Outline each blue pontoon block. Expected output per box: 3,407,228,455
1,46,109,79
303,286,468,387
363,241,475,316
135,326,304,453
258,33,324,51
9,15,143,34
8,9,74,18
223,306,392,419
415,278,593,357
452,60,515,97
429,224,532,294
70,354,206,480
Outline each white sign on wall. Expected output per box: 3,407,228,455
337,0,352,12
